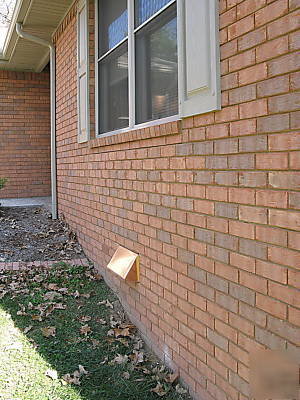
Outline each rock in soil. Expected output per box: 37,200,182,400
0,206,84,262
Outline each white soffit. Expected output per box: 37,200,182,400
0,0,75,72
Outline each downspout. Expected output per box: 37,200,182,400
16,23,57,219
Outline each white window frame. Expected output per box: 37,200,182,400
94,0,220,138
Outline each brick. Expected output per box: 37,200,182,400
268,246,300,269
268,133,300,151
257,75,289,97
269,281,300,308
269,92,300,113
215,171,238,186
268,316,300,345
269,172,300,190
255,226,287,246
215,347,237,372
188,265,206,283
228,154,255,169
230,119,256,137
238,27,267,51
290,30,300,51
240,270,268,294
230,252,255,272
216,292,239,313
268,10,300,39
207,245,229,264
193,141,214,155
206,186,228,201
240,238,267,259
229,85,256,105
215,202,238,219
229,313,254,337
256,36,289,62
239,302,267,327
256,190,288,209
238,64,267,86
220,7,237,28
206,124,229,139
228,15,254,40
288,231,300,250
239,99,268,118
215,320,238,343
268,52,300,76
255,326,286,349
195,228,214,244
239,135,267,152
269,209,300,231
289,192,300,210
256,293,287,319
207,328,229,351
229,282,256,305
291,71,300,90
214,138,238,154
207,273,229,293
215,262,239,282
288,307,300,327
256,153,289,170
290,152,300,169
228,371,249,396
255,0,288,27
196,281,215,301
229,50,256,73
205,155,228,169
257,114,289,133
215,105,239,123
239,205,267,224
229,220,255,239
221,72,239,90
215,232,238,251
237,0,266,19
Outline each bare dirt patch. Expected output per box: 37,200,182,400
0,207,84,262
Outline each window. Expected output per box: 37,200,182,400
95,0,220,136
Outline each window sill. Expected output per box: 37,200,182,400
89,117,181,149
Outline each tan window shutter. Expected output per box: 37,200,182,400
178,0,221,118
77,0,89,143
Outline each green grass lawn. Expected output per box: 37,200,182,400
0,263,190,400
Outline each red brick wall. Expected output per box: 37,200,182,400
55,1,300,399
0,70,51,198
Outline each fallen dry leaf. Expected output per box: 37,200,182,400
151,383,167,397
151,383,168,397
41,326,56,338
45,369,58,380
112,354,128,364
123,371,130,380
80,325,91,336
23,325,33,334
175,384,187,394
165,372,179,384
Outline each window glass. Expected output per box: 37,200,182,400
135,5,178,124
99,43,129,133
98,0,128,56
135,0,172,27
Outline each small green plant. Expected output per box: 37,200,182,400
0,178,7,190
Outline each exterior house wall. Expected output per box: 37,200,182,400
55,1,300,399
0,70,51,199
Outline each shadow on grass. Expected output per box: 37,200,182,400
0,263,190,400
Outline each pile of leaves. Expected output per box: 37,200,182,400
0,207,84,262
0,262,191,399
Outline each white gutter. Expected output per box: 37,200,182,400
16,22,57,219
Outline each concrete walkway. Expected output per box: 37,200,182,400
0,196,52,212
